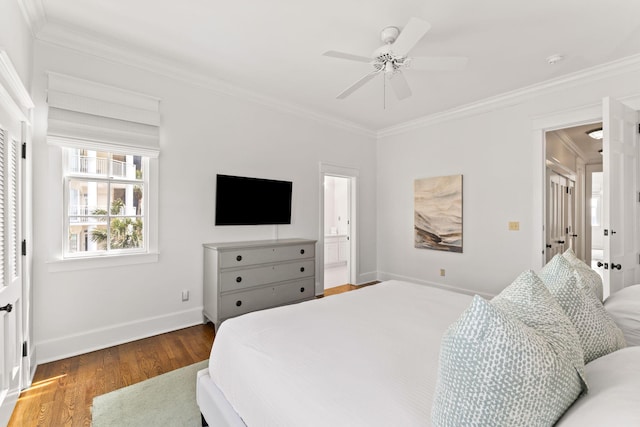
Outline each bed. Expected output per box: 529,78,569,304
197,273,640,426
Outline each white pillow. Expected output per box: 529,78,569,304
491,270,587,390
604,284,640,346
432,295,584,426
556,347,640,426
539,255,626,363
562,248,604,301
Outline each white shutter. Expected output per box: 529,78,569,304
8,138,17,280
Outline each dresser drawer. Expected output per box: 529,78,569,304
219,278,315,320
220,260,314,292
219,243,315,268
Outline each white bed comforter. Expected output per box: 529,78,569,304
209,280,473,427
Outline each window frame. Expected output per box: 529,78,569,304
62,148,149,258
47,142,159,272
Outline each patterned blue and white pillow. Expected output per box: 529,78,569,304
431,295,584,427
539,254,626,363
492,270,587,391
562,249,604,302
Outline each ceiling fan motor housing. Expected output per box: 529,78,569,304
380,26,399,44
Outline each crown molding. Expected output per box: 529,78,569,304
554,128,594,164
16,0,47,36
377,53,640,139
35,23,376,139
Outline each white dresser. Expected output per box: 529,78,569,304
203,238,316,328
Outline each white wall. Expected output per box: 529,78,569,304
377,64,640,297
0,1,33,86
31,41,377,363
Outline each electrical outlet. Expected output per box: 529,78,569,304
508,221,520,231
181,290,189,302
440,269,446,277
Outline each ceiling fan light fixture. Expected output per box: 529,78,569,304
587,128,603,140
384,61,394,73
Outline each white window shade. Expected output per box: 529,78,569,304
46,72,160,155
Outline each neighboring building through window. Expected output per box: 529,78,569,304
64,148,148,257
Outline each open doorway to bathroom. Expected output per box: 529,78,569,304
323,175,351,290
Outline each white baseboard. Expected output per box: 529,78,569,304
377,271,495,300
35,307,205,364
356,270,378,284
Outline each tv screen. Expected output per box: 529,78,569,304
215,174,293,225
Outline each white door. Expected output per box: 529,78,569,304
0,126,23,424
602,97,639,298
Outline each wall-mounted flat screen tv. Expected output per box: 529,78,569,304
215,174,293,225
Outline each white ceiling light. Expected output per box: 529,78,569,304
587,128,603,139
546,54,564,65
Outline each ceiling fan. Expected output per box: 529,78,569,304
323,17,467,101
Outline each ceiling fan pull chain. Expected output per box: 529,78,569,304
383,73,387,109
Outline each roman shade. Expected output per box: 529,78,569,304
46,72,160,157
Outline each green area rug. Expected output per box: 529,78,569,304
92,360,208,427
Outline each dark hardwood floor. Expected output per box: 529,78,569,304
8,281,377,426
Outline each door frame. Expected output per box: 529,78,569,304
318,163,359,295
0,50,33,424
532,95,640,269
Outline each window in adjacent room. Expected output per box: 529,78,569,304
63,148,148,257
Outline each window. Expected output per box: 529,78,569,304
63,148,148,257
45,73,160,268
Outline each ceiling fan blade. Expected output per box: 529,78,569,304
323,50,372,63
408,56,468,71
336,71,380,99
389,72,412,100
392,17,431,57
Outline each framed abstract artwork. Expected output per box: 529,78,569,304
414,174,463,252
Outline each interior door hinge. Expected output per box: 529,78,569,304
21,142,26,159
21,240,26,256
22,341,27,357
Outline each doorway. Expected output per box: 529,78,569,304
319,163,358,294
323,175,351,289
586,167,604,273
544,122,602,267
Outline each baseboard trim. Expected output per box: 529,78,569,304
35,307,205,364
356,271,378,284
377,271,495,300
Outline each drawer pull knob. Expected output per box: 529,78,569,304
236,300,242,307
300,287,305,293
300,249,305,254
236,276,242,283
300,267,305,272
236,255,242,262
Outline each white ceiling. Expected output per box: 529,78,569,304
22,0,640,132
